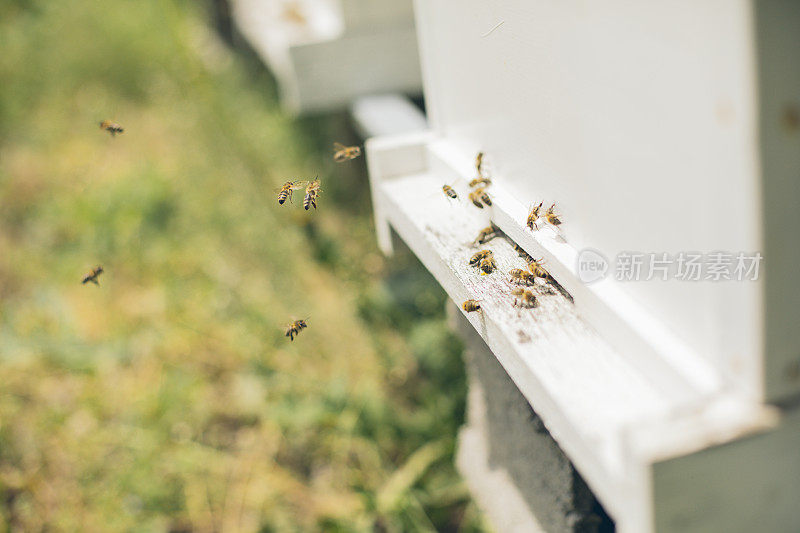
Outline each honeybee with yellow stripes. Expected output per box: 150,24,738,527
479,256,497,275
527,202,543,230
473,225,499,245
275,180,305,205
544,203,562,227
468,187,492,208
469,250,493,267
508,268,536,286
527,257,550,279
469,176,492,188
333,142,361,162
304,178,322,210
285,318,308,341
511,288,537,308
442,184,458,200
462,299,482,313
99,120,124,136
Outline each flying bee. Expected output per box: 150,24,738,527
544,203,562,227
527,257,550,279
475,151,484,173
479,256,497,275
527,202,543,230
333,142,361,162
304,178,322,210
82,265,104,285
275,180,304,205
473,225,499,245
462,299,482,313
469,249,493,267
509,268,536,286
442,184,458,200
468,187,492,208
285,318,308,341
99,120,123,136
468,177,492,188
511,288,538,308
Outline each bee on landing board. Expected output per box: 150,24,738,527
462,299,481,313
99,120,124,137
285,318,308,341
304,178,322,210
479,256,497,275
442,184,458,200
473,225,499,245
527,257,550,279
275,180,305,205
511,288,537,308
82,265,104,285
469,249,493,267
527,202,543,230
468,187,492,208
333,142,361,162
513,243,533,261
508,268,536,286
544,203,562,227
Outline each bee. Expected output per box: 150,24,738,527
479,256,497,275
442,184,458,200
462,299,482,313
527,202,543,230
99,120,123,136
333,142,361,162
513,244,532,261
468,187,492,208
304,178,322,210
474,225,499,245
475,152,485,175
528,257,550,279
469,249,493,267
82,265,104,285
468,177,492,188
508,268,536,286
285,318,308,341
511,288,537,308
544,203,562,227
275,180,304,205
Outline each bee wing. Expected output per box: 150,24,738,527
333,142,347,150
291,180,307,189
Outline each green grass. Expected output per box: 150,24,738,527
0,1,487,531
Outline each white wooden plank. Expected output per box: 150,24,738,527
230,0,421,113
377,171,673,521
350,94,427,139
367,134,779,530
411,0,765,400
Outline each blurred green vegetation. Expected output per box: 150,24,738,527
0,1,487,531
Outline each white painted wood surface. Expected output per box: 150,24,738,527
230,0,421,113
413,0,773,401
366,133,778,531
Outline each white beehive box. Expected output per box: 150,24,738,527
367,1,800,531
230,0,422,113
